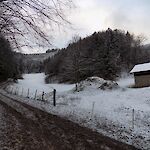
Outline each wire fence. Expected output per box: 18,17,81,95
4,85,57,106
3,85,150,149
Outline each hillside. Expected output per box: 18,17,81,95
44,29,150,83
15,49,59,73
23,50,58,62
7,73,150,149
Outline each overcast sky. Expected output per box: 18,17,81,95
25,0,150,53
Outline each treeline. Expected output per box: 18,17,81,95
14,50,59,74
0,34,21,82
44,28,150,83
14,53,44,74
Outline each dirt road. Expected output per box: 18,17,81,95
0,92,138,150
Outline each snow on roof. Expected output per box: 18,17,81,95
130,62,150,73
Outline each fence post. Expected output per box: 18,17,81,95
131,108,135,147
42,91,45,101
15,87,18,95
27,88,29,98
91,101,95,120
53,89,56,106
34,89,37,100
132,109,135,130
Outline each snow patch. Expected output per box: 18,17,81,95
5,73,150,150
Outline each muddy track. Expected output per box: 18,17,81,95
0,92,139,150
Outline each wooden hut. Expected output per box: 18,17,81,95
130,62,150,88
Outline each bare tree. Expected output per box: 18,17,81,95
0,0,73,50
66,35,82,91
72,35,81,91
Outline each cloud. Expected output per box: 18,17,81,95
23,0,150,52
67,0,150,44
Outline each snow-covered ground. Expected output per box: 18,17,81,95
10,73,74,98
6,73,150,150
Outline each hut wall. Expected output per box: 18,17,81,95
134,74,150,87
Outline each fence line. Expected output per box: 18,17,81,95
4,85,149,149
5,85,57,106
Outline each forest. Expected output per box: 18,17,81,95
0,0,71,82
44,28,150,83
0,34,20,82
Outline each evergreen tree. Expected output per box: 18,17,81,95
44,29,150,83
0,34,18,81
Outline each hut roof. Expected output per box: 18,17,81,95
130,62,150,73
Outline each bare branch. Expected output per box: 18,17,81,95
0,0,73,51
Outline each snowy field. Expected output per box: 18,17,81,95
10,73,74,98
6,73,150,150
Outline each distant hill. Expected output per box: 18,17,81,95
15,49,59,73
23,50,58,62
143,44,150,50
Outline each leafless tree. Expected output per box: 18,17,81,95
66,35,82,91
0,0,73,50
